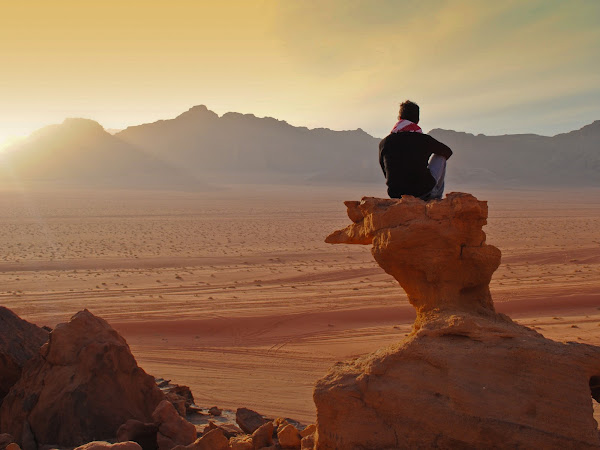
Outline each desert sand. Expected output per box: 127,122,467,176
0,183,599,423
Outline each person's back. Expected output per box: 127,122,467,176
379,100,452,200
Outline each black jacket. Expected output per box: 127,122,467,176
379,132,452,198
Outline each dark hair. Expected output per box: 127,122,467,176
398,100,419,124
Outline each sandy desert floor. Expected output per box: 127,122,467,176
0,183,599,423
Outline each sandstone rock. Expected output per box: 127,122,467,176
0,307,48,401
0,434,16,450
208,406,222,416
251,421,273,449
317,194,600,449
229,436,253,450
235,408,266,434
116,419,158,450
74,441,142,450
299,425,315,438
300,434,314,450
152,400,196,450
326,193,501,329
177,429,228,450
78,442,142,450
156,434,176,450
156,381,195,416
20,422,35,450
203,421,242,439
277,424,301,448
273,418,288,435
165,392,186,417
0,310,164,447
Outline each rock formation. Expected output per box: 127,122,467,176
0,310,164,447
316,193,600,449
235,408,267,434
0,307,48,401
151,400,197,450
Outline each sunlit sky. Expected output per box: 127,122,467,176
1,0,599,147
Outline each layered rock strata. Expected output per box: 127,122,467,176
317,193,600,449
0,310,164,447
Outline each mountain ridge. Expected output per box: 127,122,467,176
1,105,598,189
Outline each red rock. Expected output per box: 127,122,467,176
203,421,241,439
229,436,253,450
300,434,314,450
0,307,48,401
277,424,301,448
174,429,228,450
250,421,273,449
299,425,315,438
157,382,195,416
0,434,16,449
208,406,222,416
0,310,164,447
152,400,196,450
318,194,600,448
235,408,266,434
116,419,158,450
165,392,186,417
74,442,142,450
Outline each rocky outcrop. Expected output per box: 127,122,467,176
325,193,502,329
0,307,48,401
317,193,600,449
0,310,164,447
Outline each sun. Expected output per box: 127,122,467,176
0,135,25,153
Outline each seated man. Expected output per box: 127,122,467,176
379,100,452,200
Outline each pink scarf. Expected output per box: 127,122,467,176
391,119,422,134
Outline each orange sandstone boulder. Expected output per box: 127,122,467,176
317,194,600,449
278,424,301,448
0,310,164,447
172,429,229,450
250,421,273,449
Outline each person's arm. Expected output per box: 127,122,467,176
379,137,388,177
426,135,452,160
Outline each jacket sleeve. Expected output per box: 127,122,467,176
427,135,453,159
379,137,388,177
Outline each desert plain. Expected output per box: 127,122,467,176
0,183,599,424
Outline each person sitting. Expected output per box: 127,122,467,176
379,100,452,200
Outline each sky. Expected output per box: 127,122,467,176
1,0,599,147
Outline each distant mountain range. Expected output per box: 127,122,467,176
1,105,598,189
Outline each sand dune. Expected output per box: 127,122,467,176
1,184,599,422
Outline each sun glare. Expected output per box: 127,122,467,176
0,134,25,152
